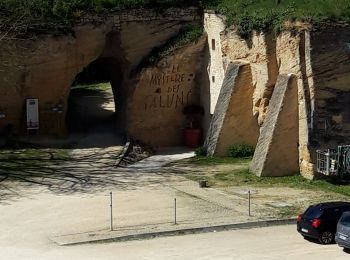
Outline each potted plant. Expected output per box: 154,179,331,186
183,104,204,148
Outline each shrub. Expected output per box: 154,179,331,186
227,143,254,158
195,146,207,156
0,0,201,37
146,26,203,65
211,0,350,38
3,0,350,39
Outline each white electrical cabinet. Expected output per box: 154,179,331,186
26,99,39,130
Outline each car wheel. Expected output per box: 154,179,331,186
319,231,334,244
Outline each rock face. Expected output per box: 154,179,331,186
127,37,208,147
205,62,259,156
206,13,350,179
1,8,350,178
0,8,204,147
0,25,109,136
276,31,315,179
221,30,278,127
204,12,226,114
250,74,299,177
310,27,350,149
215,27,315,178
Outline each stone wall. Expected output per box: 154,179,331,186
0,8,204,147
204,12,226,114
250,74,299,177
310,26,350,149
0,25,110,135
216,28,316,178
276,31,315,179
128,37,207,147
205,62,259,156
79,7,200,30
208,18,347,179
221,28,278,126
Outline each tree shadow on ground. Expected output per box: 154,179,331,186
0,148,182,205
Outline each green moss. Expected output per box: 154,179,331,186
134,25,203,70
147,26,203,64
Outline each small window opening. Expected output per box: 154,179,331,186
212,76,215,83
212,39,216,50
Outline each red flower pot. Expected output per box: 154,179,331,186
183,128,202,148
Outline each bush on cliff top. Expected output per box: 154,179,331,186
1,0,350,37
147,26,203,64
0,0,199,36
211,0,350,38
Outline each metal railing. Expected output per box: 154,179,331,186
316,149,338,176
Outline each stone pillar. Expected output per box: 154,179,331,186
205,62,259,156
250,74,299,177
204,12,226,114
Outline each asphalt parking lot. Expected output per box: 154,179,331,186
2,224,349,260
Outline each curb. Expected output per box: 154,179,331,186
59,218,296,246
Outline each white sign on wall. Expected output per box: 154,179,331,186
26,99,39,130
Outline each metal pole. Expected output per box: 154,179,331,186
248,190,251,217
110,192,113,231
327,149,330,175
174,198,177,225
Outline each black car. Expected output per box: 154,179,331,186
335,212,350,249
297,201,350,244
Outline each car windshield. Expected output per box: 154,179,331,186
340,215,350,227
304,207,323,219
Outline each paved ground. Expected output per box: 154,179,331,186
0,145,125,199
1,147,288,247
1,84,349,258
2,225,349,259
1,137,350,259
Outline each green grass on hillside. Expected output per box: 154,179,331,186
0,0,198,36
211,0,350,37
141,25,203,67
184,156,350,197
1,0,350,38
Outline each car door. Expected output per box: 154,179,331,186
338,213,350,240
321,208,342,232
330,208,344,231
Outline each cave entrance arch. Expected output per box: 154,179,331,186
66,57,127,147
